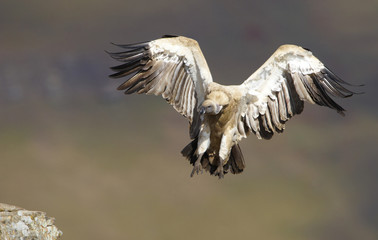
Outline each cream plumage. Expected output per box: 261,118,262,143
108,35,357,178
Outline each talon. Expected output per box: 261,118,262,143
190,158,203,177
196,161,203,175
214,165,224,179
214,158,225,179
190,163,202,177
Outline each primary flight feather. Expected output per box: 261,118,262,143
108,35,356,178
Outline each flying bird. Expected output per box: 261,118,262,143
108,35,357,178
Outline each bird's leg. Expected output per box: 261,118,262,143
214,130,233,179
214,157,225,179
190,127,210,177
190,153,203,177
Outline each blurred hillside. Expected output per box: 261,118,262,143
1,0,377,240
1,0,377,109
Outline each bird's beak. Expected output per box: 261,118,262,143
199,106,206,115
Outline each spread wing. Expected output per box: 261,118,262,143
238,44,357,140
108,35,213,138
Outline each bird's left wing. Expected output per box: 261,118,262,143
108,35,213,138
238,44,356,140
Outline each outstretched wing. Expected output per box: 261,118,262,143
238,44,356,140
108,35,213,138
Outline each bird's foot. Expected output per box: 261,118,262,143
190,160,203,177
214,164,224,179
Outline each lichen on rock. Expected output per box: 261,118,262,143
0,203,62,239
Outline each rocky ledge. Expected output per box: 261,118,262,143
0,203,62,239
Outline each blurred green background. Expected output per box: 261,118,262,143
1,0,377,239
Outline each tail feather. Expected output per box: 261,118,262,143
227,144,245,174
181,138,198,165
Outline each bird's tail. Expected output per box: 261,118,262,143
181,139,245,177
226,143,245,174
181,138,199,166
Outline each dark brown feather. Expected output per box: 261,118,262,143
228,144,245,174
284,71,304,115
111,42,149,49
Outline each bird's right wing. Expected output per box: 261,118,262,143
237,44,357,140
108,35,213,138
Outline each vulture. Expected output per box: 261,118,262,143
108,35,358,178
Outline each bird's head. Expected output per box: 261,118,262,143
199,99,223,115
199,91,230,115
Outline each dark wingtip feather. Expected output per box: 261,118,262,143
109,72,126,79
162,34,179,38
338,110,346,116
346,88,365,95
106,50,123,60
308,74,348,113
303,47,312,52
323,66,363,87
111,41,149,49
321,67,364,95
